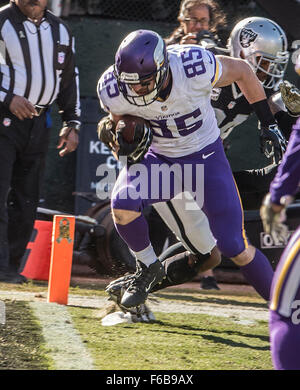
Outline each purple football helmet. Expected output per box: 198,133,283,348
114,30,169,106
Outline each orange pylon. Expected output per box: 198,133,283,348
47,215,75,305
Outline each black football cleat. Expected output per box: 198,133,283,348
120,259,165,308
200,276,220,290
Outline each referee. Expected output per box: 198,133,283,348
0,0,81,283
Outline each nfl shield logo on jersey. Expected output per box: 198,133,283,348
3,117,11,127
58,52,65,64
227,101,236,109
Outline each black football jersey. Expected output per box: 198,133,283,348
211,83,275,139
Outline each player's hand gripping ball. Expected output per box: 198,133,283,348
115,115,153,163
115,115,146,143
97,114,152,163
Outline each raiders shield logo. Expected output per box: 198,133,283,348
239,28,258,48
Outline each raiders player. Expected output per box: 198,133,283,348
213,18,293,138
210,18,298,206
166,17,297,206
98,22,295,311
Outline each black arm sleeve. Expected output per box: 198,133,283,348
251,99,275,127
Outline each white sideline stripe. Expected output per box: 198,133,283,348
29,301,94,370
0,290,268,321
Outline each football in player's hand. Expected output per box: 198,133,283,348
115,115,147,144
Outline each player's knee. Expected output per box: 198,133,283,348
111,208,141,225
209,247,221,267
165,251,213,284
160,252,197,286
197,247,221,271
217,238,250,262
230,245,256,266
111,190,142,214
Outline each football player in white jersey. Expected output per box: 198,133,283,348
97,29,285,308
148,17,295,295
150,17,298,294
102,17,300,312
145,17,298,297
158,13,294,290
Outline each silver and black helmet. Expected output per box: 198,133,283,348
228,17,289,89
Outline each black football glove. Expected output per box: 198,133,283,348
259,124,288,164
116,120,153,164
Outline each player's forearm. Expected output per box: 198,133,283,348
216,55,280,132
234,61,266,104
233,61,276,126
215,56,266,104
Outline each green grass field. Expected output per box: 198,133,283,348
0,280,273,371
69,308,271,370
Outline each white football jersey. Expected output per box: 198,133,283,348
97,44,222,158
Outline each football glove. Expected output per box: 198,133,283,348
260,193,290,245
259,124,288,164
97,115,116,147
116,120,153,164
97,116,153,164
279,80,300,117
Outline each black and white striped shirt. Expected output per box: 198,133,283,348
0,1,81,124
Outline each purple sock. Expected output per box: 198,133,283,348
240,249,274,301
115,214,151,252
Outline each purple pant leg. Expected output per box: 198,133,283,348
199,139,275,299
199,138,247,257
269,310,300,370
157,137,250,257
171,138,273,300
269,227,300,369
111,151,181,252
111,150,182,212
115,214,151,252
